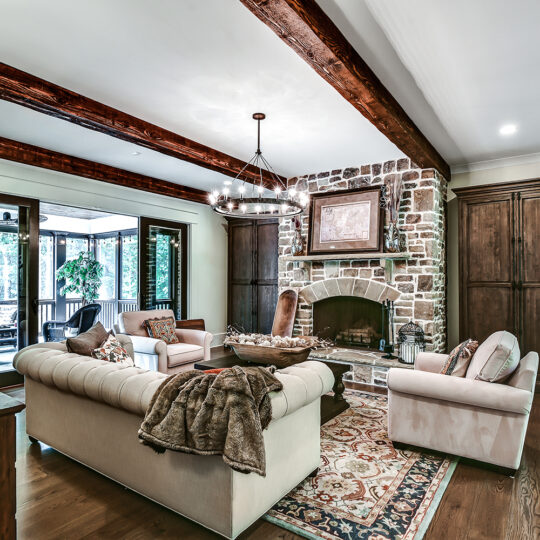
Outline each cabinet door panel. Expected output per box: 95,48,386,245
257,284,278,334
521,196,540,283
520,193,540,353
466,286,514,343
257,222,279,281
230,224,253,282
466,199,513,283
228,220,278,335
229,284,253,332
522,287,540,355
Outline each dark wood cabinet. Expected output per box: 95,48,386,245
456,179,540,355
227,219,279,334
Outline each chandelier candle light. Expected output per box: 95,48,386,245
209,113,309,219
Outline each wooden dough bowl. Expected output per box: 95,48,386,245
230,343,312,368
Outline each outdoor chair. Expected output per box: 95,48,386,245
0,309,17,347
42,303,102,342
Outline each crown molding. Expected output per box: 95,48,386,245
451,152,540,175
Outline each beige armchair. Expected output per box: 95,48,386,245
387,349,538,474
117,309,212,375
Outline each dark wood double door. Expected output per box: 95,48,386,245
456,179,540,355
228,219,278,334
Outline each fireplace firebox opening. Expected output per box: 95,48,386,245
313,296,383,350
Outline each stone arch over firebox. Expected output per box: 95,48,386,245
298,277,400,305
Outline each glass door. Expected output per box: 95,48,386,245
139,217,188,319
0,194,39,387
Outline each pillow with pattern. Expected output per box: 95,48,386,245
93,335,135,366
440,338,479,377
144,316,179,344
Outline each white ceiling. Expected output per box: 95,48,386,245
0,0,403,192
0,100,234,193
353,0,540,166
2,0,537,187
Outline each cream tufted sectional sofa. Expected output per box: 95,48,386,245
14,338,334,539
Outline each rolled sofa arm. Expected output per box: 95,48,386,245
270,361,334,421
414,352,449,373
175,329,213,361
388,368,533,414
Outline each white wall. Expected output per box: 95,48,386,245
0,159,228,345
447,157,540,348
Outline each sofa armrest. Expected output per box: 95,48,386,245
175,329,213,360
270,361,334,421
414,352,449,373
129,335,167,356
388,368,533,414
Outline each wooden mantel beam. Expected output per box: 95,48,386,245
239,0,450,179
0,63,284,188
0,137,210,205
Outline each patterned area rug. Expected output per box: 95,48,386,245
264,390,457,540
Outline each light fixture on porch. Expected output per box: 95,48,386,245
209,113,309,219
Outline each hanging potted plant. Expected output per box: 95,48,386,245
56,251,104,305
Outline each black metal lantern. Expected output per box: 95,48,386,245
398,321,425,365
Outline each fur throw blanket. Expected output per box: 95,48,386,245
138,366,283,476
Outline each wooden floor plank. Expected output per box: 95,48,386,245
5,384,540,539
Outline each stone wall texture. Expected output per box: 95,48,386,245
278,158,448,352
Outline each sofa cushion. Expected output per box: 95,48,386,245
167,343,204,367
145,316,179,344
466,330,520,382
66,322,109,357
93,335,134,366
440,339,478,377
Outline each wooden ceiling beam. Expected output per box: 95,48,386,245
0,63,283,188
240,0,450,179
0,137,209,205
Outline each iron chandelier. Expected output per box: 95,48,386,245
209,113,309,219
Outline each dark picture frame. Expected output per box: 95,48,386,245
308,186,383,255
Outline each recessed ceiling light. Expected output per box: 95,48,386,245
224,180,232,185
499,124,517,136
131,151,141,156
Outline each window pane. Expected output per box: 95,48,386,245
0,232,18,301
96,237,116,300
121,235,138,299
66,237,88,261
155,233,171,300
65,237,88,298
39,235,54,299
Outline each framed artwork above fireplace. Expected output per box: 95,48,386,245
308,186,383,254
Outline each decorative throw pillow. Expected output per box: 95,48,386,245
66,322,109,357
144,316,179,344
440,339,479,377
466,330,520,383
92,335,134,366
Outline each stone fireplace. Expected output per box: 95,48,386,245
278,158,448,367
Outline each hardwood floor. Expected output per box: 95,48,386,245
4,380,540,539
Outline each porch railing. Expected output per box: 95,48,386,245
66,299,138,330
2,299,139,336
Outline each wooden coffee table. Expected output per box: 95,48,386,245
194,356,350,425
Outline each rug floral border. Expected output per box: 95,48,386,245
264,391,458,540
